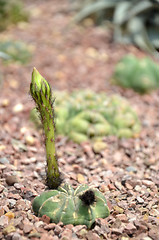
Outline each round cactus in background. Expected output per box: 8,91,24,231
32,183,110,229
112,54,159,93
31,89,141,143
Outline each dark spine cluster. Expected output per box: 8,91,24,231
79,190,96,206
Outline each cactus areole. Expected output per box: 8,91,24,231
30,68,109,228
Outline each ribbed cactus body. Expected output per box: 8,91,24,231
32,183,109,229
113,55,159,93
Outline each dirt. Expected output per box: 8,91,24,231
0,0,159,239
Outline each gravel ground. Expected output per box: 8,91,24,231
0,0,159,239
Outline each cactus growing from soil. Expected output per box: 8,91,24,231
31,89,141,143
112,54,159,93
32,183,109,229
30,68,109,228
30,68,61,189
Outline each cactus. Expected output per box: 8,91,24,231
30,68,109,228
0,40,32,64
30,68,61,189
31,89,141,143
32,183,109,229
0,0,28,31
112,54,159,93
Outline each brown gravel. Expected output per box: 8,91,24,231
0,0,159,239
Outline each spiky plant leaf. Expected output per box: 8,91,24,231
74,0,117,23
74,0,159,56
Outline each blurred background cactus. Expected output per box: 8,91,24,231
112,54,159,93
0,0,28,31
31,89,141,143
0,40,33,64
74,0,159,56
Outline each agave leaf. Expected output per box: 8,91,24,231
127,16,158,56
113,1,131,43
113,1,131,25
124,0,156,22
148,26,159,48
148,13,159,26
74,0,118,23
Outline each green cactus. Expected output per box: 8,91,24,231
30,68,110,228
0,40,32,64
32,183,109,229
30,68,61,189
112,54,159,93
0,0,28,31
31,89,141,143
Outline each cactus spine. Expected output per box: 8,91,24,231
30,68,61,189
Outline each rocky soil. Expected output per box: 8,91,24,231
0,0,159,239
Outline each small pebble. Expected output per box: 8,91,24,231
34,221,45,230
134,185,142,192
0,215,8,227
126,166,137,173
136,196,144,204
14,183,24,190
142,180,155,188
6,175,19,186
0,157,9,164
44,223,56,230
142,237,152,240
113,205,124,214
125,182,133,190
116,214,128,222
2,99,10,107
54,225,62,235
3,225,16,235
114,181,123,191
8,199,17,208
124,222,136,235
13,103,24,113
108,183,116,190
25,135,36,146
77,173,86,184
92,141,107,153
86,231,101,240
5,211,15,220
41,214,50,224
12,232,21,240
23,222,33,234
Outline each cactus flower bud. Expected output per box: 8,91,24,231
30,68,61,189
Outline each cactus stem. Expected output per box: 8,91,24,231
30,67,62,189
